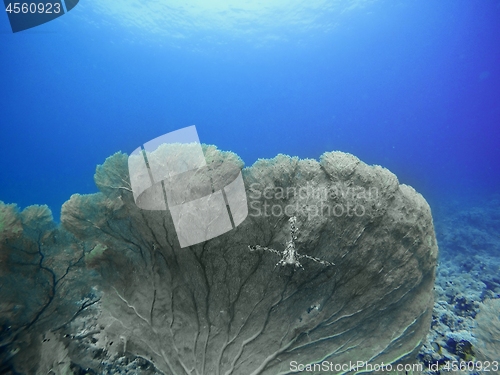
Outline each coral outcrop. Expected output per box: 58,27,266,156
1,145,438,374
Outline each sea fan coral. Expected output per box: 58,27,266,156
1,145,439,374
60,145,438,374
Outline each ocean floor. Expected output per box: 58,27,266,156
417,196,500,374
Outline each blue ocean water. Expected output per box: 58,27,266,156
0,0,499,220
1,2,500,372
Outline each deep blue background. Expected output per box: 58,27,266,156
1,0,499,221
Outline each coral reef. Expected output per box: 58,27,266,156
418,197,500,375
1,145,438,374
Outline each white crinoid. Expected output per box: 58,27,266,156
249,216,335,269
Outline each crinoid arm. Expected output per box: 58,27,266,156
298,253,335,266
248,245,281,256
